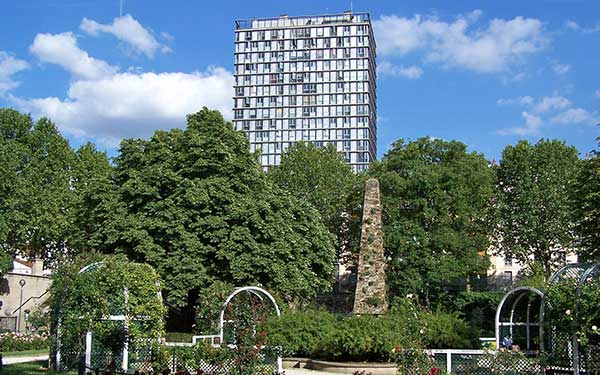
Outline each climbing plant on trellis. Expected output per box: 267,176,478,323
48,254,165,372
495,263,600,375
189,286,283,375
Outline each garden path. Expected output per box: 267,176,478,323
3,354,48,365
285,368,343,375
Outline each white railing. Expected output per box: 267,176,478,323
428,349,541,374
429,349,487,374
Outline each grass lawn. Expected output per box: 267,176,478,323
2,349,49,357
1,360,76,374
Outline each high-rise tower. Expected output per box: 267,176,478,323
233,12,377,171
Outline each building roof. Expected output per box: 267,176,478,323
235,12,371,30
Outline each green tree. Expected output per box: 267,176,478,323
95,108,335,307
268,142,361,262
269,142,355,233
571,136,600,261
69,142,118,253
371,137,494,305
0,251,12,275
0,109,77,264
495,139,579,278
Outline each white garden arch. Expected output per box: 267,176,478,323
192,286,282,374
495,286,544,351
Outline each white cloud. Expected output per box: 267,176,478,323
497,111,542,136
80,14,170,58
30,32,118,80
565,20,581,31
373,11,548,73
160,32,175,42
13,67,234,147
497,94,570,113
532,95,570,114
0,51,29,94
497,94,598,135
497,96,534,106
377,61,423,79
551,108,598,125
565,20,600,34
551,62,571,75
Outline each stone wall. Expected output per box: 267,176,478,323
353,178,388,315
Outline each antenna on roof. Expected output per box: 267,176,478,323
350,0,353,12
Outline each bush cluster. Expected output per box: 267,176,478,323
262,300,478,362
0,332,49,351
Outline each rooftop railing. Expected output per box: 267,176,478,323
235,12,370,30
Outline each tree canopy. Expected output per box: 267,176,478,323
268,142,362,262
0,109,75,263
90,108,336,307
571,137,600,262
494,139,580,277
371,137,495,305
0,109,112,266
269,142,356,234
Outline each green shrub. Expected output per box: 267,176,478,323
420,309,479,349
392,345,436,375
263,300,479,362
262,308,337,357
0,332,49,351
316,314,391,361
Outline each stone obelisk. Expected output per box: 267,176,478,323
353,178,388,315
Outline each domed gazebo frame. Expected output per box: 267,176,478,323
495,263,600,375
495,286,544,351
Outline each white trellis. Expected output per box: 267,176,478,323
495,263,600,375
191,286,282,374
55,261,162,373
495,286,544,351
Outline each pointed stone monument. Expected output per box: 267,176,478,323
353,178,388,315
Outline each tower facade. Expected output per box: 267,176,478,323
233,12,377,171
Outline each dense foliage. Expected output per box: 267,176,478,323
83,108,335,308
262,299,478,361
48,254,165,357
2,105,599,355
0,251,11,275
0,109,111,265
494,139,580,277
371,138,495,305
268,142,360,255
545,277,600,346
443,291,504,336
571,137,600,262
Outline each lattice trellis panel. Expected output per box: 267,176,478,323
166,351,278,375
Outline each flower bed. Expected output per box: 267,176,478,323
0,332,49,352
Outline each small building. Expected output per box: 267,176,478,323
0,258,51,332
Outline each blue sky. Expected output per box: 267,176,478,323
0,0,599,161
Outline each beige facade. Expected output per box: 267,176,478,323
0,259,51,332
487,251,578,283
